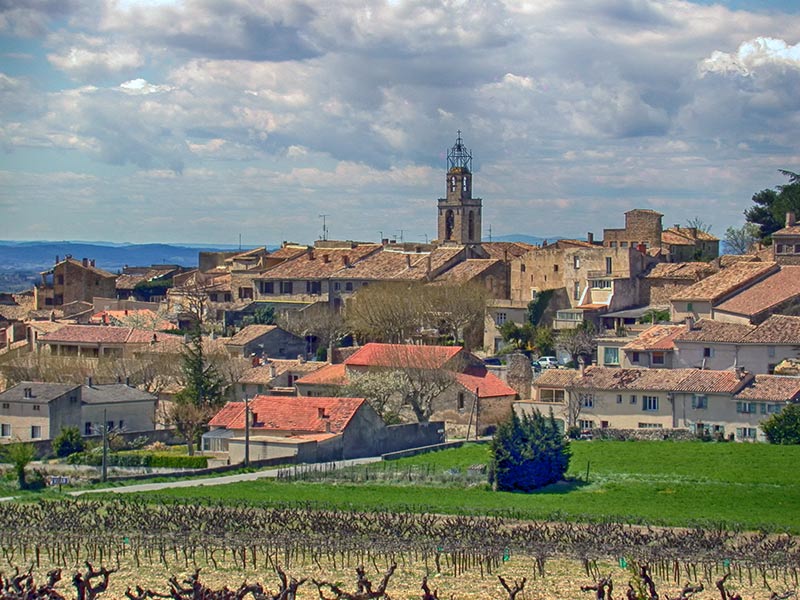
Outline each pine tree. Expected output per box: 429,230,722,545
489,410,570,492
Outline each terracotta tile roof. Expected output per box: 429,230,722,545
268,245,310,260
674,319,755,343
661,230,695,246
773,225,800,236
209,396,365,434
744,315,800,344
239,359,328,384
332,249,432,281
480,242,536,259
259,244,382,280
227,324,278,346
716,254,759,268
533,369,580,388
671,369,744,394
671,261,778,302
645,262,714,280
714,267,800,318
577,303,608,310
555,239,597,249
39,325,159,345
135,333,229,354
734,375,800,402
27,321,66,334
50,257,116,279
295,363,349,386
90,309,175,330
623,324,686,351
432,259,500,284
116,267,175,290
344,343,463,369
455,366,518,398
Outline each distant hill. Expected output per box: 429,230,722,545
0,241,269,293
490,234,562,245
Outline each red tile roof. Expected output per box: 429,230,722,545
227,324,278,346
259,244,382,280
671,369,744,394
209,396,365,434
344,343,463,369
239,359,328,384
674,319,756,343
733,375,800,402
39,325,157,345
714,267,800,318
295,363,349,386
743,315,800,344
455,366,518,398
623,324,686,351
645,262,714,280
773,225,800,236
671,261,778,303
432,259,500,284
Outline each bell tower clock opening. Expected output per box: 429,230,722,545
438,131,482,245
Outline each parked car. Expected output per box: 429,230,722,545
530,361,542,373
483,357,503,366
537,356,559,369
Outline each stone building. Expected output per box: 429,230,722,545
437,132,482,245
603,209,664,251
34,257,117,310
772,212,800,266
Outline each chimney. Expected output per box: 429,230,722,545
735,366,747,380
151,333,158,345
426,255,432,274
342,255,350,267
86,376,93,388
674,224,680,230
318,407,327,419
90,259,95,267
82,258,88,267
787,211,797,227
298,354,306,364
684,316,695,330
308,250,315,260
269,363,277,378
55,255,59,264
125,377,130,386
381,238,389,246
324,420,331,433
587,232,594,244
405,254,411,268
578,357,585,377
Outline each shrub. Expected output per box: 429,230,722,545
66,450,207,469
53,426,85,458
762,403,800,444
1,442,36,489
489,410,570,493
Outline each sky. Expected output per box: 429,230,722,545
0,0,799,247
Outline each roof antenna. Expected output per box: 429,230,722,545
319,214,329,241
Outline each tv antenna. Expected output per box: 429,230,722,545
319,214,329,241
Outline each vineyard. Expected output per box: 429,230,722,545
0,499,797,598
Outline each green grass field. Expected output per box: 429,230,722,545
128,440,800,532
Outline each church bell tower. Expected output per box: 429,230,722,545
437,131,482,245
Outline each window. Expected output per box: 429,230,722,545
85,422,92,435
333,282,341,291
767,346,776,358
620,241,628,248
238,287,253,300
630,394,637,404
616,394,623,404
31,425,41,439
686,302,693,312
520,264,526,272
760,403,767,415
631,352,640,363
496,312,507,325
107,421,114,431
32,404,40,411
795,244,800,253
610,242,617,248
573,256,580,269
345,282,353,292
642,396,659,411
257,385,264,394
1,403,8,409
578,419,595,430
307,281,321,294
539,389,565,403
573,282,581,301
736,427,757,440
703,347,713,358
553,264,559,272
280,281,293,294
0,423,10,437
651,352,665,365
580,393,594,408
224,293,232,302
603,347,620,366
591,279,611,289
457,392,466,411
691,395,708,409
775,244,785,253
260,281,274,294
638,423,663,429
118,420,124,430
768,403,782,414
736,401,757,414
605,257,612,275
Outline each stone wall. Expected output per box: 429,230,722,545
590,427,695,441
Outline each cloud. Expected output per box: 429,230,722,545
700,37,800,75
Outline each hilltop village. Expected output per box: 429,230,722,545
1,134,799,461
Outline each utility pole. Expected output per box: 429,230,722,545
474,387,480,440
101,409,108,482
244,395,250,468
319,214,329,241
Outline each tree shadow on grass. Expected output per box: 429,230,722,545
534,477,590,495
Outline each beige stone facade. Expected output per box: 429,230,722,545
34,258,117,310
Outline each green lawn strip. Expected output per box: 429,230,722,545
127,476,800,532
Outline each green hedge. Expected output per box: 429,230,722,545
67,451,207,469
